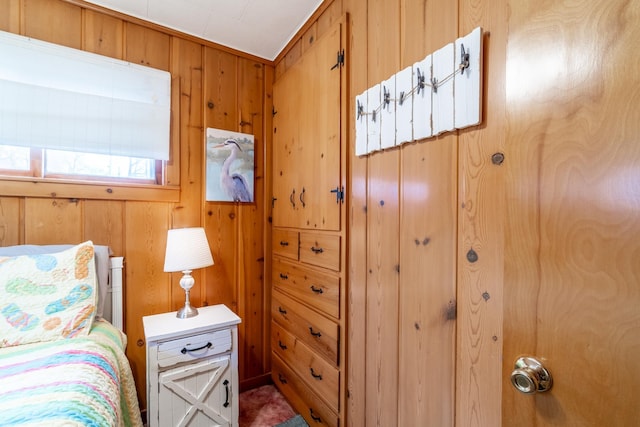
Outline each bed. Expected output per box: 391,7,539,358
0,241,143,426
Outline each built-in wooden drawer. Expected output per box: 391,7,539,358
272,290,339,365
299,232,340,271
272,228,299,260
272,353,339,427
155,329,232,368
271,321,339,412
272,258,340,319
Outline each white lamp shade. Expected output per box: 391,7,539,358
164,227,214,272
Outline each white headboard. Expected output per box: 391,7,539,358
108,256,124,330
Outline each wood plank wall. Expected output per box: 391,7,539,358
0,0,272,412
276,0,506,425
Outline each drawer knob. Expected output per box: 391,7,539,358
279,273,289,280
278,373,288,384
278,340,288,350
310,285,324,294
279,241,289,247
310,246,324,254
309,327,322,338
181,342,212,354
310,367,323,380
278,307,287,315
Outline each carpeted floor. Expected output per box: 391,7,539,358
239,384,299,426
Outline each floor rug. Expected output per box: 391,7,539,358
275,414,309,427
239,384,296,426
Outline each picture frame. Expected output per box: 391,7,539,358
205,128,254,202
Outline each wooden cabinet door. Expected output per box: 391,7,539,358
158,356,232,426
273,63,302,228
502,1,640,425
272,22,342,231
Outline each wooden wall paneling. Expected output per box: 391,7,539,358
397,2,458,426
124,22,170,71
365,0,401,425
203,47,239,131
82,9,123,58
0,0,21,32
398,139,457,425
0,197,22,246
338,13,350,427
316,0,343,40
124,200,171,411
365,150,400,427
23,0,81,48
203,44,239,312
456,0,507,425
300,22,318,56
166,37,205,310
83,200,124,255
343,0,368,423
262,64,275,381
169,37,204,226
282,42,302,78
24,198,83,244
203,205,239,310
237,57,266,382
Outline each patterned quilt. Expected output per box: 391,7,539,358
0,319,143,426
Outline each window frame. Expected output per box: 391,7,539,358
0,147,179,202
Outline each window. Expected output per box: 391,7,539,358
0,144,159,183
0,30,171,188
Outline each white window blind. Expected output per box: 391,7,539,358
0,30,171,160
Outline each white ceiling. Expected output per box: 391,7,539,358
83,0,323,61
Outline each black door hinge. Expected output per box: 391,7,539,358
330,50,345,70
330,186,344,203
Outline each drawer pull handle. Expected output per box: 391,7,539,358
310,246,324,254
279,241,289,247
310,285,324,294
310,368,323,380
309,408,322,423
299,187,306,207
289,189,296,208
223,379,230,408
278,307,287,315
309,327,322,338
180,341,212,354
279,273,289,280
278,373,288,384
278,340,288,350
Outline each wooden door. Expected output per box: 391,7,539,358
272,22,342,231
502,0,640,425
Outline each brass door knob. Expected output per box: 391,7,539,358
510,356,553,394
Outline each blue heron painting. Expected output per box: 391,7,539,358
205,128,254,202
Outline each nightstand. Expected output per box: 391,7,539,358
143,304,242,427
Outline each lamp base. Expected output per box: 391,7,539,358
176,304,198,319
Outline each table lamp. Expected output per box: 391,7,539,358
163,227,214,318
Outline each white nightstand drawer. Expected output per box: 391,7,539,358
157,329,232,368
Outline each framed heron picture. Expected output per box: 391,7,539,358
205,128,254,202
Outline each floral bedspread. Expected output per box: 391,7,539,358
0,319,142,426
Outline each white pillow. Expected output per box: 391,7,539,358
0,243,110,319
0,241,98,347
